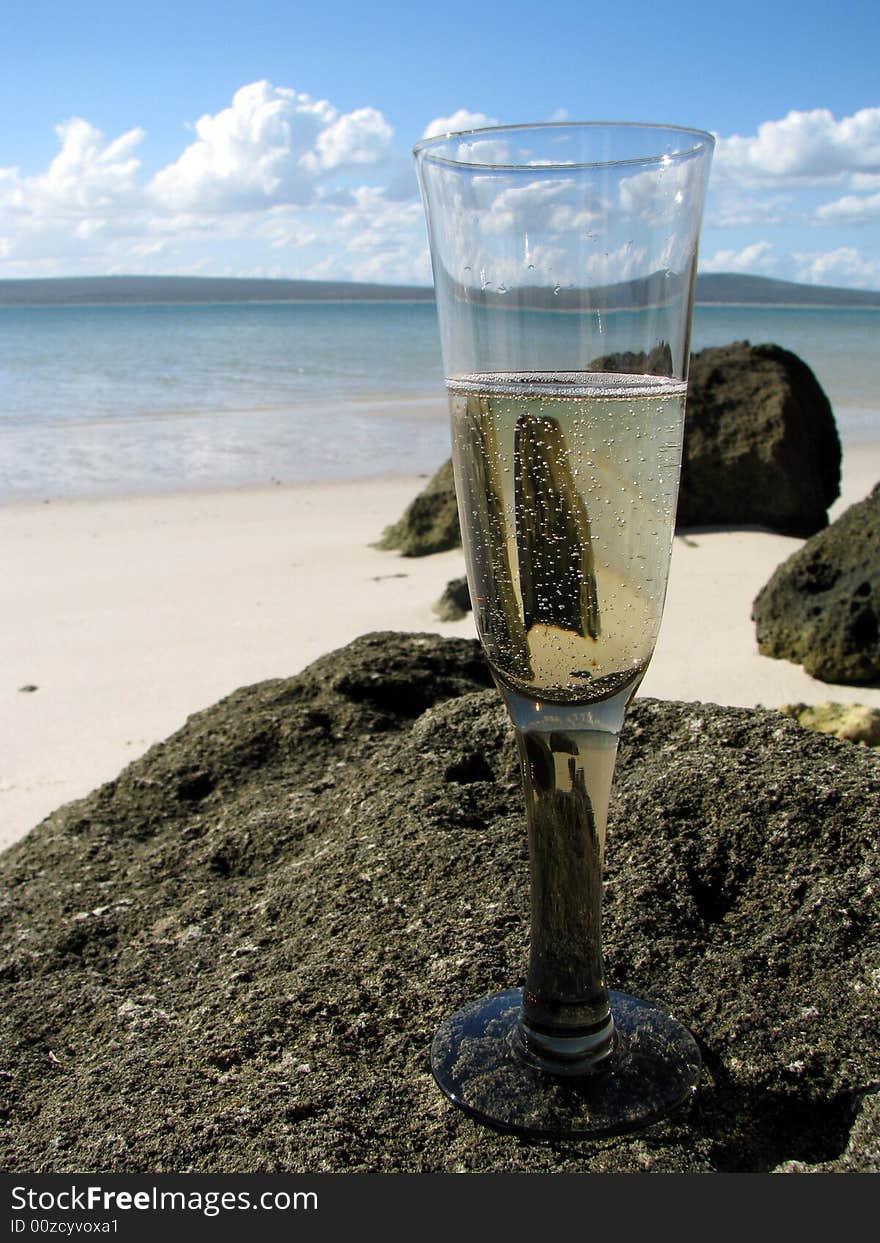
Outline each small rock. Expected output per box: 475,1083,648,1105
375,460,460,556
433,577,472,621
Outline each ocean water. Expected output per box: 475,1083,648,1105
0,299,877,501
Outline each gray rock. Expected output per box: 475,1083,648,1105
752,483,880,683
433,576,472,621
677,342,840,536
376,460,460,556
1,632,877,1173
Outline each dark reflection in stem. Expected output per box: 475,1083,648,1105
514,414,601,640
516,726,614,1064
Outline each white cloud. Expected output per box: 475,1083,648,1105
0,118,152,274
421,110,498,140
263,216,321,252
581,240,650,285
0,81,408,277
481,179,584,234
816,191,880,225
547,203,604,233
328,185,428,282
792,246,880,288
149,81,393,212
714,107,880,185
618,159,707,226
697,108,880,290
300,107,392,172
851,172,880,192
73,218,106,240
707,193,790,228
0,117,144,214
417,111,508,167
701,241,778,275
2,94,879,290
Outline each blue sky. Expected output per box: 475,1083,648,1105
1,0,879,287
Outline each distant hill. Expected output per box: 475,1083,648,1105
694,273,880,307
0,272,878,307
0,275,436,306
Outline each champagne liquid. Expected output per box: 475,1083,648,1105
448,371,686,704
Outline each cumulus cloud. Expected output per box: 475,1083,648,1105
150,81,393,211
707,193,791,229
417,110,506,166
299,106,392,172
697,108,880,289
0,117,144,214
324,185,428,282
3,94,880,289
42,119,144,208
816,191,880,225
581,240,650,285
618,159,708,226
481,179,584,234
421,109,498,140
793,246,880,288
0,81,410,277
851,172,880,192
699,241,880,289
0,117,152,274
701,241,778,275
714,107,880,184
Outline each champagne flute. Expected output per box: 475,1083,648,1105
414,122,714,1137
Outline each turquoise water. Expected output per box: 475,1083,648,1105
0,300,876,500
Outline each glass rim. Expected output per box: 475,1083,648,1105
412,120,716,171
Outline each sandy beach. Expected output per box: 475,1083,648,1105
2,442,878,850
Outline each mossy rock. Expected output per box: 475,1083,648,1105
376,460,460,556
753,483,880,683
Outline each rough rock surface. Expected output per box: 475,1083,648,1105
376,460,460,556
677,342,840,535
778,702,880,747
1,633,878,1174
381,343,840,553
752,483,880,683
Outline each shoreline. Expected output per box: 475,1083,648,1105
2,443,878,853
0,466,439,511
1,425,875,512
0,400,874,510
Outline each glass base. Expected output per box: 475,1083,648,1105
430,988,700,1138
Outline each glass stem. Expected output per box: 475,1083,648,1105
501,680,636,1073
